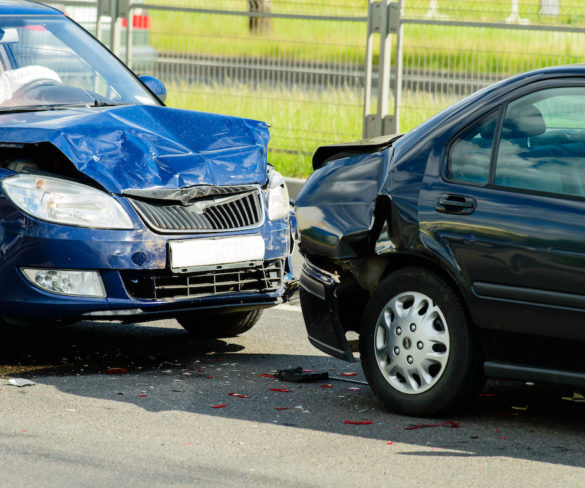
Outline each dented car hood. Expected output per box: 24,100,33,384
0,105,270,194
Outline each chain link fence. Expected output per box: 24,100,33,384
44,1,585,176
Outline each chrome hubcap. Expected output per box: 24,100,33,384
374,291,450,394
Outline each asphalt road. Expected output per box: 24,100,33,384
1,252,585,487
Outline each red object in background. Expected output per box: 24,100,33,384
121,15,151,30
227,393,249,398
270,388,290,393
212,403,227,409
258,374,275,378
343,420,373,425
341,372,357,377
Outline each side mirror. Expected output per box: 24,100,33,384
138,75,167,103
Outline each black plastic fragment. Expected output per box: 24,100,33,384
276,367,329,382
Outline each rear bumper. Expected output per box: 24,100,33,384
299,260,356,362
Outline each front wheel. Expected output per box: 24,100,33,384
360,267,482,417
177,309,263,338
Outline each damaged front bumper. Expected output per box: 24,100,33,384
300,259,356,362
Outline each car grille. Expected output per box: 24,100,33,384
121,260,284,300
128,188,263,233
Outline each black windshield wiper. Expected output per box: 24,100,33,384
92,100,129,108
0,104,82,113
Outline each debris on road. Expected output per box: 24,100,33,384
276,367,328,382
212,403,227,409
405,420,460,430
227,393,249,398
8,378,36,387
270,388,291,393
343,420,373,425
106,368,128,375
275,366,368,386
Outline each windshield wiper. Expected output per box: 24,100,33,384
92,100,129,108
0,104,82,113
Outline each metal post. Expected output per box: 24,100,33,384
363,1,400,138
391,1,403,134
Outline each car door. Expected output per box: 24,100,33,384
420,84,585,342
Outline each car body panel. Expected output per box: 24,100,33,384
0,105,269,194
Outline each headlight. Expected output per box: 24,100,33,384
2,175,134,229
266,168,290,220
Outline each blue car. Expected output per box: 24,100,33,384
296,65,585,416
0,1,295,338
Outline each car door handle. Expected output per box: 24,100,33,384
434,194,477,215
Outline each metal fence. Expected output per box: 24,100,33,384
44,0,585,175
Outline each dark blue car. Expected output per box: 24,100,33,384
0,1,295,338
296,65,585,416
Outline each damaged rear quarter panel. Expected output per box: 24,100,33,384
295,150,392,259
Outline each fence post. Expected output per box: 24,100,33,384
109,0,129,58
363,1,401,138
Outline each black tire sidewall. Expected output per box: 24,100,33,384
360,267,479,417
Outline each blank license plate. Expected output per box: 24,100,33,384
169,235,265,270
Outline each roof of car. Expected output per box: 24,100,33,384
0,0,62,16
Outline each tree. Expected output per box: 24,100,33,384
248,0,271,34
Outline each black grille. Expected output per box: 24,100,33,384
129,189,263,233
122,260,284,300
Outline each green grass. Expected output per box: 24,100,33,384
144,1,585,74
147,1,585,177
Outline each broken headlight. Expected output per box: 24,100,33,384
2,174,134,229
266,168,290,221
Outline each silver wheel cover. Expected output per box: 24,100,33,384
374,291,450,395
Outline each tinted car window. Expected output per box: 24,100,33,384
495,87,585,197
446,111,498,184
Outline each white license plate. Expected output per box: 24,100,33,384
169,235,265,270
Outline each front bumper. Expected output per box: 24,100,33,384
300,260,356,362
0,198,296,324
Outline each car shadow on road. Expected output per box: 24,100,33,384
2,320,585,468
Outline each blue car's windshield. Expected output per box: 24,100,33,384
0,16,159,110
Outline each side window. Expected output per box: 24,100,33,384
495,87,585,197
446,111,498,184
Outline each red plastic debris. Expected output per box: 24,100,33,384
270,388,290,392
137,394,148,397
212,403,227,409
343,420,373,425
320,384,333,388
213,358,223,362
347,387,361,391
258,374,276,378
404,420,460,430
303,369,315,373
275,407,291,411
106,368,127,374
498,435,507,440
341,372,357,377
387,441,393,445
227,393,249,398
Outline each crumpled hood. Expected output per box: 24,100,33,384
0,105,270,194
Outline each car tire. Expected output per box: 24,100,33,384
177,309,263,338
360,267,482,417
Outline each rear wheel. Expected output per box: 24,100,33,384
177,309,263,338
360,267,482,417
